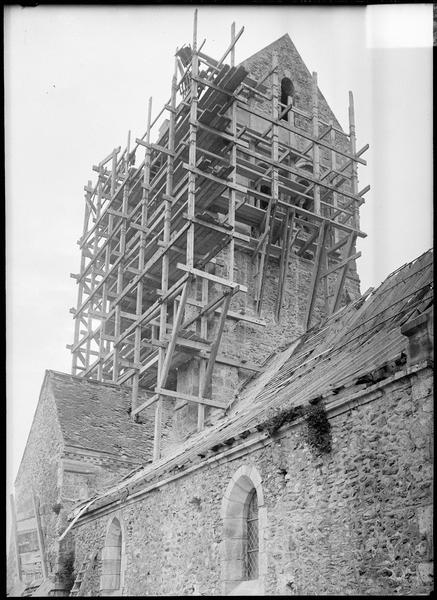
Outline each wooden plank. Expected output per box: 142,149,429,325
237,100,367,165
176,263,247,293
183,163,247,194
118,273,189,345
296,227,319,257
238,144,363,205
227,30,238,291
275,209,294,321
256,53,279,316
212,354,262,373
150,143,175,156
349,91,358,229
183,213,250,243
200,291,232,399
132,393,159,416
277,198,365,238
195,120,249,148
197,273,209,430
255,53,279,316
192,74,237,100
138,353,160,376
252,229,268,257
9,494,22,582
181,290,228,330
32,491,48,579
185,298,266,326
216,25,244,67
304,222,329,330
155,387,226,409
112,221,191,310
312,72,321,215
327,234,350,255
255,199,277,314
320,251,361,279
330,232,358,314
172,336,210,352
158,282,190,390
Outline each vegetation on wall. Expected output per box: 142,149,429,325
51,502,62,515
303,401,332,454
263,406,305,437
261,398,332,454
58,550,76,591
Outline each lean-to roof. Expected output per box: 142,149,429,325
70,248,432,519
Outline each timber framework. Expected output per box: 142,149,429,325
68,12,369,460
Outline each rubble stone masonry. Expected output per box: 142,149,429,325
13,387,65,581
72,364,433,596
170,248,361,448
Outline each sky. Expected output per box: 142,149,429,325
5,5,432,513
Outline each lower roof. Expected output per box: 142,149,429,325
49,371,153,464
69,248,433,518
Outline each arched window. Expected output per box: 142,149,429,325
221,465,266,595
100,516,123,595
246,490,259,579
280,77,294,121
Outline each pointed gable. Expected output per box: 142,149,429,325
240,33,343,130
48,371,153,464
15,370,64,489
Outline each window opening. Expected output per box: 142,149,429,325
246,490,259,580
101,517,122,594
259,184,270,211
280,77,294,121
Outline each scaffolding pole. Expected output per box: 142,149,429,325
69,16,369,456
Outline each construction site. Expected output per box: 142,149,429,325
68,12,368,460
8,11,433,598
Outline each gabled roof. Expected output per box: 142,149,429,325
48,371,153,463
240,33,342,130
73,249,433,515
14,371,153,480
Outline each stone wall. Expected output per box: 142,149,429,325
13,383,65,586
241,34,342,131
6,536,20,595
168,35,362,447
72,364,433,596
167,246,360,450
9,376,150,594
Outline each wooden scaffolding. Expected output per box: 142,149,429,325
68,13,369,459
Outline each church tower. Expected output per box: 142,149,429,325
69,15,368,459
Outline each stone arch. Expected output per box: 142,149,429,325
221,465,267,595
100,514,125,595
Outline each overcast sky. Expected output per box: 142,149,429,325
5,5,432,508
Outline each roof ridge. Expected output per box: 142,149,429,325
47,369,130,391
239,33,295,65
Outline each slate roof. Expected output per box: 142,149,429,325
71,248,433,517
47,371,152,464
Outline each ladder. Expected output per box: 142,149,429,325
69,550,98,597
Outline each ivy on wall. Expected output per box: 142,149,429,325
261,399,332,454
303,401,332,454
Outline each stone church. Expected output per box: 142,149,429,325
8,21,433,597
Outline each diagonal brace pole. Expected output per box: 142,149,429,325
199,291,232,399
304,222,330,330
330,232,358,315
